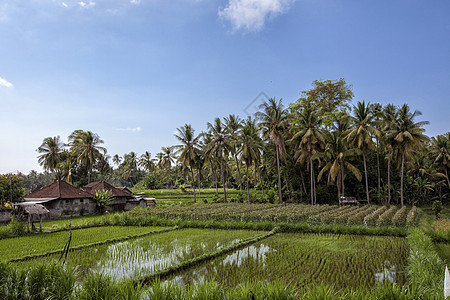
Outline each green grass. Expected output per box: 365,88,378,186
0,226,170,261
167,232,408,291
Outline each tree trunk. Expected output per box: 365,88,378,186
221,158,227,202
376,139,381,193
363,150,370,204
310,157,314,206
235,154,243,191
276,146,283,203
387,153,391,204
400,152,405,206
197,170,201,202
246,164,250,204
211,160,218,197
254,163,258,199
341,162,345,196
337,168,342,201
300,167,307,195
191,168,196,203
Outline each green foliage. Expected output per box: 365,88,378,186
93,190,113,211
0,174,25,204
432,200,442,219
407,228,445,299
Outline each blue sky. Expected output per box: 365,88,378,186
0,0,449,174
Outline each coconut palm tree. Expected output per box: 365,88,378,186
139,151,154,173
430,133,450,188
204,118,233,202
224,114,244,190
159,146,176,170
314,131,362,200
290,104,325,205
382,104,397,203
174,124,200,202
256,98,288,203
112,154,122,167
371,103,384,193
37,136,64,173
385,104,429,206
346,101,379,204
238,117,263,203
68,130,106,183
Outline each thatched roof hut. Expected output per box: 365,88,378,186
15,203,49,232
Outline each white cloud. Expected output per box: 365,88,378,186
116,127,142,132
218,0,294,32
62,2,68,8
0,77,13,88
78,1,95,8
130,0,141,5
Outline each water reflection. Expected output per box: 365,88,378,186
375,261,397,284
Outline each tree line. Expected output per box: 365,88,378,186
7,78,449,206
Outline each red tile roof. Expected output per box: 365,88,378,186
25,180,94,200
83,181,131,197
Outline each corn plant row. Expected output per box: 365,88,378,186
391,206,408,227
406,206,420,227
364,206,387,226
308,205,357,225
334,205,373,225
347,206,378,226
376,206,398,226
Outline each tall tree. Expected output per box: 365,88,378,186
139,151,154,173
386,104,429,206
224,114,244,191
382,104,397,203
68,130,106,183
256,98,288,203
290,104,325,205
37,136,64,173
112,154,122,167
238,117,263,203
204,118,233,202
346,101,379,204
430,133,450,188
314,131,362,200
174,124,200,203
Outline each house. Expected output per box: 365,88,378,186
117,186,133,195
83,181,133,212
23,180,95,218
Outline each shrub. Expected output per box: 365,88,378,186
432,200,442,219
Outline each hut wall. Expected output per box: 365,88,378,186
45,198,95,218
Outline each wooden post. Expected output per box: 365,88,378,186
27,214,30,232
39,215,42,232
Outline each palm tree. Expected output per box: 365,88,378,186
201,132,219,196
174,124,200,203
224,114,244,190
256,98,288,203
204,118,233,202
139,151,154,173
290,104,325,205
371,103,384,193
385,104,429,206
346,101,379,204
112,154,122,167
160,146,176,170
68,130,106,183
382,104,397,203
238,117,263,203
314,131,362,200
430,133,450,188
37,136,64,173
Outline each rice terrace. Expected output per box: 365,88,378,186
1,193,449,299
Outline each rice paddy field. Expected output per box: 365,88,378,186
1,202,448,299
169,233,408,290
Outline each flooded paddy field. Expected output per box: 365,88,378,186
168,233,408,290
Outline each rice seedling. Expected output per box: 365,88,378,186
17,228,266,281
1,226,171,262
166,232,408,291
392,206,408,227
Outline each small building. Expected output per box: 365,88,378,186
15,203,49,232
24,180,95,218
117,186,133,195
83,181,133,212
